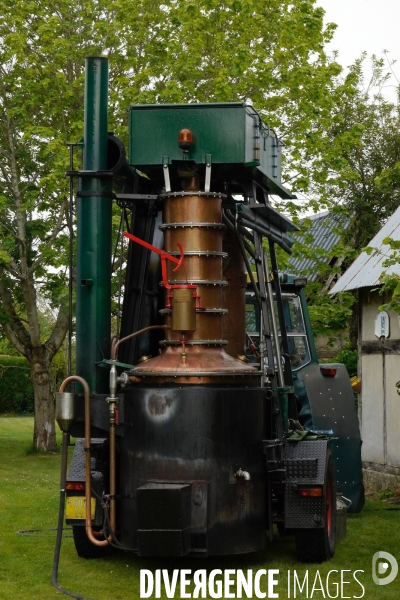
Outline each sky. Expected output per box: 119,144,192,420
318,0,400,101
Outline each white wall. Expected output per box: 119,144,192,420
360,354,384,464
361,289,400,341
360,289,400,469
385,355,400,466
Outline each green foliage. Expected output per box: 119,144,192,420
307,291,355,335
309,55,400,249
364,237,400,313
281,213,356,336
333,343,358,378
278,56,400,342
0,334,20,356
378,489,395,500
0,356,34,414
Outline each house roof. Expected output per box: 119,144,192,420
289,210,349,281
330,205,400,293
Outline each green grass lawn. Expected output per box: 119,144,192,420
0,417,399,599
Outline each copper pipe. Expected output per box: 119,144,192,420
185,175,200,191
110,335,118,362
181,338,187,366
112,325,168,360
59,375,112,547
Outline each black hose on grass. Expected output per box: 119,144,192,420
17,431,137,598
17,528,72,537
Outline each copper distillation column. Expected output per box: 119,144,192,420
129,175,258,384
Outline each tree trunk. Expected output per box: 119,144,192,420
30,352,57,452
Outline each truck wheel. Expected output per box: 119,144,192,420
294,449,336,563
72,526,111,559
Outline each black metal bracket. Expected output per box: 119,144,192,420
115,194,159,201
263,440,285,472
76,191,115,199
65,170,114,178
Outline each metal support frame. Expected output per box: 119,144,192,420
162,156,171,192
66,143,82,378
269,239,293,386
244,183,282,418
204,154,212,192
241,180,289,541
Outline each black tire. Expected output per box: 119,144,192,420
72,526,111,559
295,449,336,563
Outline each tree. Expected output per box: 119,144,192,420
362,238,400,314
283,213,357,337
0,0,111,450
278,56,400,346
308,55,400,246
0,0,350,449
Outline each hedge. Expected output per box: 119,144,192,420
0,355,34,414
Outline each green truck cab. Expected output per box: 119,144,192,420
246,274,365,513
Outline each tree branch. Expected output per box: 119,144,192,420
28,196,68,275
45,296,69,362
0,272,31,355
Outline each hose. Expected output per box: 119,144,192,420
17,528,72,537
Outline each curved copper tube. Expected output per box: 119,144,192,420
59,376,113,547
112,325,168,360
110,335,118,363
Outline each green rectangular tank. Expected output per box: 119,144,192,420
128,102,293,199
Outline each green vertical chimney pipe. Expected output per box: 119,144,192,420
76,57,111,392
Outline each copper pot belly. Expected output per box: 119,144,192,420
132,345,260,384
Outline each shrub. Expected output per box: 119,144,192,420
0,355,34,414
334,344,358,378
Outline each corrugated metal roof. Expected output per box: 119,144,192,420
330,205,400,293
289,211,349,281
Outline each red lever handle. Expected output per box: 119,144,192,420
173,242,184,273
123,232,180,265
123,232,192,290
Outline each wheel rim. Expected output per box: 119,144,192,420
326,477,332,538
